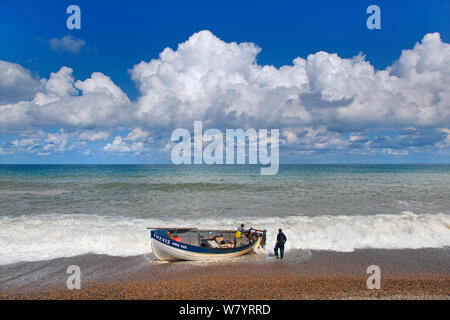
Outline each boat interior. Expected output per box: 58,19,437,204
157,228,254,249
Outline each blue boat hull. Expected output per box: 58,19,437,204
150,230,262,261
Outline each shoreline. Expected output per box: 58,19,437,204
1,248,448,299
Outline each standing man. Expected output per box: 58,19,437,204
274,228,287,259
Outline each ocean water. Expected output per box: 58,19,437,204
0,164,449,265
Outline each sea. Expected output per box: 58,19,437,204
0,164,449,266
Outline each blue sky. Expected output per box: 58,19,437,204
0,0,449,163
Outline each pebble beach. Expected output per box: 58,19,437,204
1,248,448,300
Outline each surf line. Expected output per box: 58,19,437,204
170,121,279,175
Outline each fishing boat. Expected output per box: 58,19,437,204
149,227,265,261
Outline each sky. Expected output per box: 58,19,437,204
0,0,449,164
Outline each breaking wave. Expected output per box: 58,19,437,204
0,212,449,265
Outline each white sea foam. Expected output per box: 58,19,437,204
0,212,449,265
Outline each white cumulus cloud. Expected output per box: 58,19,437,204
0,30,449,159
129,30,450,134
103,136,145,154
0,61,43,104
48,35,86,53
78,130,110,142
0,67,131,129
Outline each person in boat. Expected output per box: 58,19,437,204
247,227,259,243
173,234,182,242
274,228,287,259
235,223,247,247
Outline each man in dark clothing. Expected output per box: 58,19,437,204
274,228,287,259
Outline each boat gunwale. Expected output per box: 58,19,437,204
147,227,244,233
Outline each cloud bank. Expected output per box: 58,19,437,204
0,31,449,161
